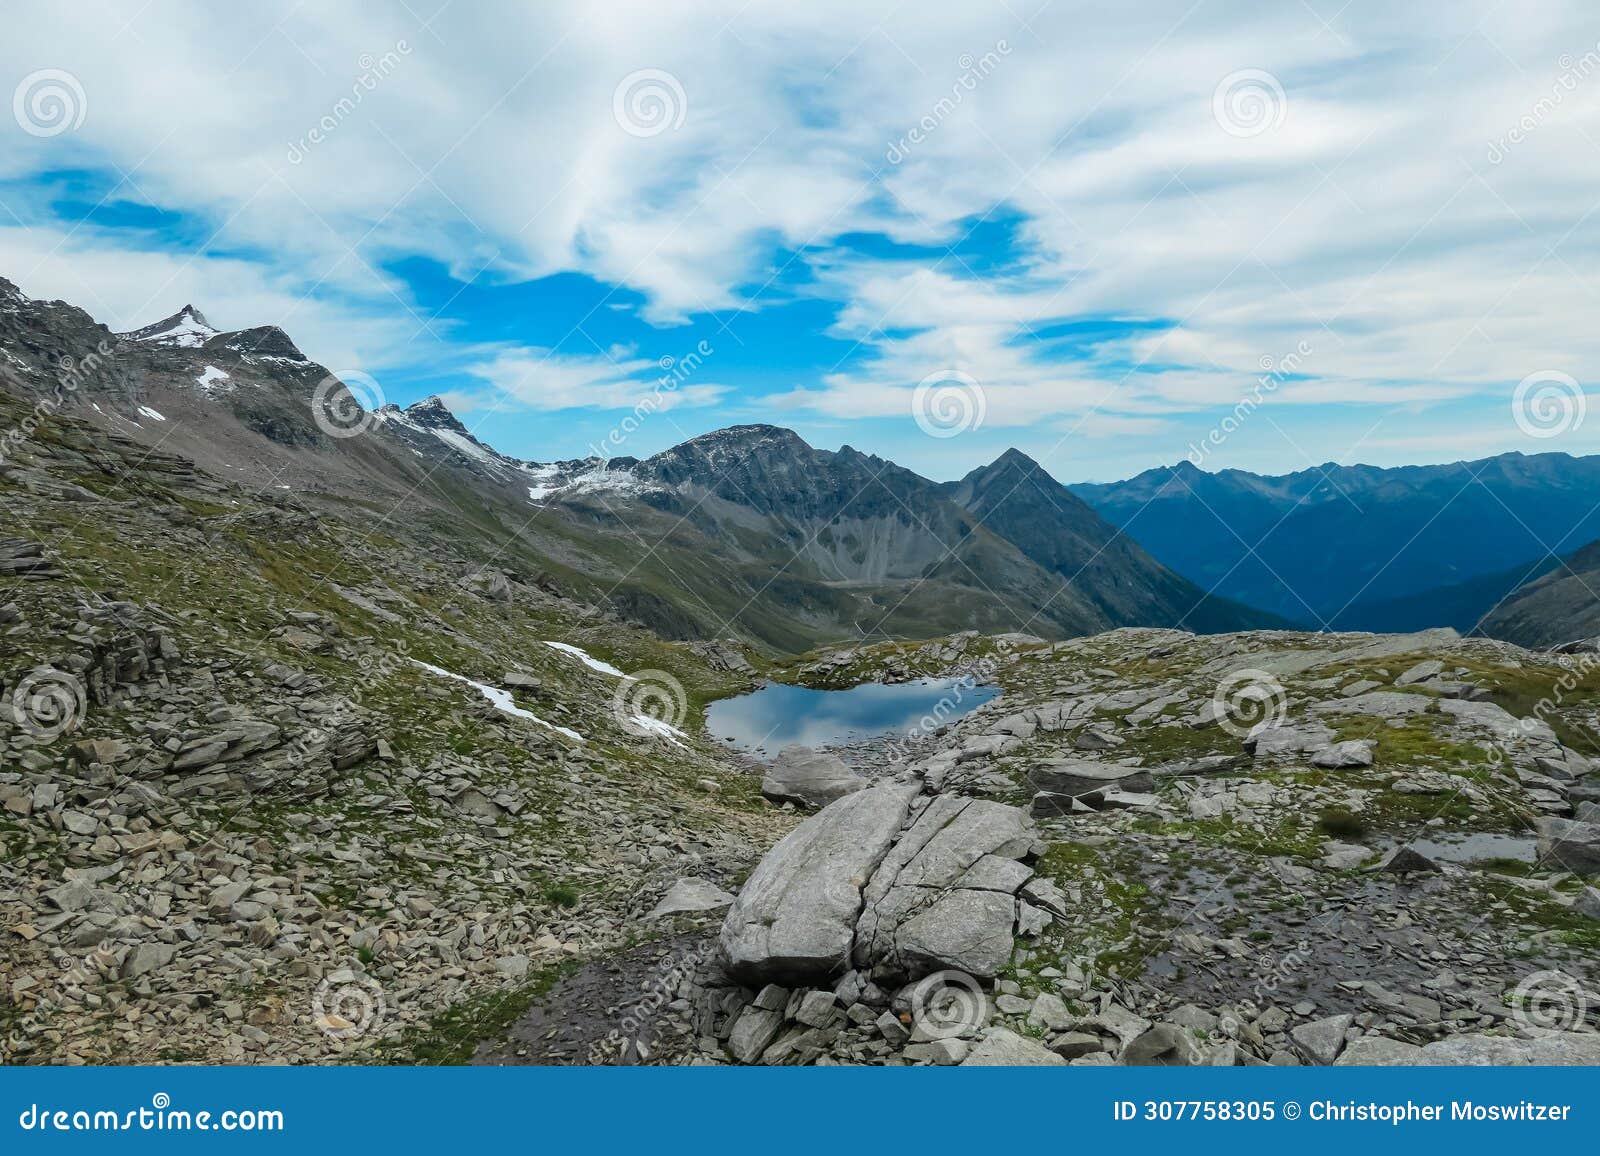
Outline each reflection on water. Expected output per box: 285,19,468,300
1409,832,1537,864
704,677,999,758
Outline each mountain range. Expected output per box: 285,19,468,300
0,278,1268,654
6,276,1599,653
1071,456,1600,640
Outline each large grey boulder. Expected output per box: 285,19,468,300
721,785,1043,987
760,746,864,809
853,795,1038,978
1290,1014,1353,1064
1335,1031,1600,1066
1420,1032,1600,1066
1311,691,1432,718
720,782,919,985
1536,816,1600,874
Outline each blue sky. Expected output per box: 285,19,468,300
4,2,1600,481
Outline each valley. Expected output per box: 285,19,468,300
2,281,1599,1067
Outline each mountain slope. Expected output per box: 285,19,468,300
1072,455,1600,628
943,449,1272,633
0,277,1275,653
1476,539,1600,648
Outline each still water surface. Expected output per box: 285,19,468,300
704,677,999,757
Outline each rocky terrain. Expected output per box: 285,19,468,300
512,627,1600,1067
3,279,1599,1068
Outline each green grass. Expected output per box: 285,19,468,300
382,959,581,1065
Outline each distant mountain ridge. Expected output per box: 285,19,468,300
0,277,1274,653
1072,454,1600,631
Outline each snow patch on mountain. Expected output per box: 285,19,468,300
410,659,583,741
122,306,217,348
194,365,231,394
544,641,626,678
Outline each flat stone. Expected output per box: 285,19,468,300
960,1026,1066,1066
1334,1036,1424,1065
1312,740,1374,768
646,877,736,919
760,746,864,809
1290,1014,1353,1064
1395,660,1443,686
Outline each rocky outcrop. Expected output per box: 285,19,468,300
1536,816,1600,873
720,783,1045,986
720,782,920,985
759,746,864,809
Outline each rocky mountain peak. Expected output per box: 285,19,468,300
121,305,219,348
404,394,470,434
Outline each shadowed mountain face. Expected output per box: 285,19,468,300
0,278,1275,653
1072,456,1600,630
1476,539,1600,649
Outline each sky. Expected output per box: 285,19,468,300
3,1,1600,482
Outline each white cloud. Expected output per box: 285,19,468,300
2,1,1600,468
466,344,727,412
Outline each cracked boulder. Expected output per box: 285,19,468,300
720,784,1045,987
720,781,920,985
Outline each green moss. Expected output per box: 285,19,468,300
383,960,581,1065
